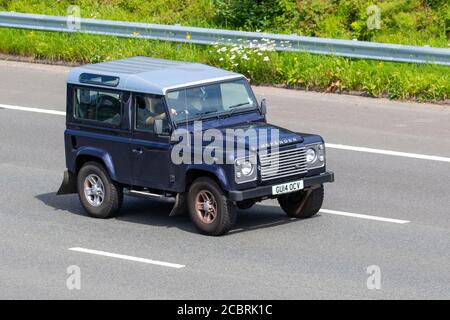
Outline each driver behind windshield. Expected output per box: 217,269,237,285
186,87,204,115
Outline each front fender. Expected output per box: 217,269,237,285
186,164,231,192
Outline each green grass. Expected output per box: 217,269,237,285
0,0,217,27
1,27,448,102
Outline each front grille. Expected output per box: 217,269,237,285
259,147,307,181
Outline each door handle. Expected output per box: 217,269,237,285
132,147,143,154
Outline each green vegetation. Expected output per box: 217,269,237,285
0,0,449,102
214,0,450,47
1,0,448,46
0,0,217,27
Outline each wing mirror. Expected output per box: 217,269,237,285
260,98,267,115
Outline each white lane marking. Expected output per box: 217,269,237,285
68,247,185,269
320,209,410,224
2,103,450,163
0,103,66,116
326,143,450,163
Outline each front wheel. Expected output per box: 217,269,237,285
187,177,237,236
77,161,123,219
278,185,324,219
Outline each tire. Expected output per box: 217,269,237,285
77,161,123,219
278,185,324,219
187,177,237,236
237,200,255,210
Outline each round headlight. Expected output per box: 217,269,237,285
240,162,254,176
306,148,317,163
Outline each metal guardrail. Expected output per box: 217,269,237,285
1,11,449,66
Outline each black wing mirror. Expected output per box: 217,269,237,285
260,98,267,115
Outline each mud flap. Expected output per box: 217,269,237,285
57,170,77,195
169,192,188,216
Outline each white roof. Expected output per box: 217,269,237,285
67,56,244,95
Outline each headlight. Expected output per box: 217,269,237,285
306,148,317,163
235,155,257,183
240,162,254,176
305,143,325,169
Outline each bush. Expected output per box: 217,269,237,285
214,0,284,30
213,0,449,46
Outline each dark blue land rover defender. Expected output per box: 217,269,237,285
58,57,334,236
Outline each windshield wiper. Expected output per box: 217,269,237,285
176,109,218,124
222,102,253,118
177,109,217,124
229,102,250,109
196,109,219,121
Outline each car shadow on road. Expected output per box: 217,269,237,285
35,192,309,236
36,192,87,216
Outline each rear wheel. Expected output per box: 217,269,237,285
77,161,123,219
187,177,236,236
278,185,324,219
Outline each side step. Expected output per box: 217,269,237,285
126,189,188,217
126,189,172,200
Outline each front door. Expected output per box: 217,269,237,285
131,93,172,190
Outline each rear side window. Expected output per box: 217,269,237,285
74,88,122,126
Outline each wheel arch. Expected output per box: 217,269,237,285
185,166,230,193
74,147,118,181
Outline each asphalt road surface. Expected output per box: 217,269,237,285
0,60,449,299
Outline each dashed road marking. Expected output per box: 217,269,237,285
0,103,66,116
326,143,450,163
320,209,410,224
68,247,185,269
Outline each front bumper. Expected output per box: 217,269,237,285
228,171,334,201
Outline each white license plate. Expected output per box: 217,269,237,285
272,180,304,195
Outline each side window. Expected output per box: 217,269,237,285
74,88,121,126
135,94,169,133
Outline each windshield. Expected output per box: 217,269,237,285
166,79,257,124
